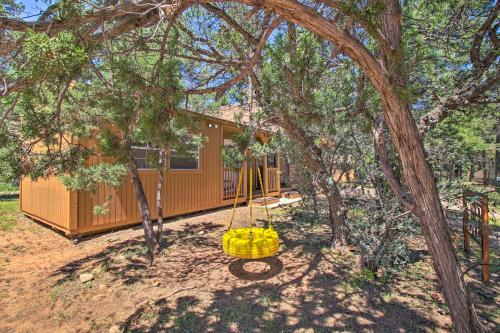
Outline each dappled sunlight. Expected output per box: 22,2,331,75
1,204,497,332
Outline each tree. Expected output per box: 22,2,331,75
256,26,349,247
1,1,498,331
0,25,202,259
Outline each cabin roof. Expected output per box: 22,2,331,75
192,104,278,133
216,105,251,124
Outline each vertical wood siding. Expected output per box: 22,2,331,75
75,119,225,234
20,116,282,236
20,176,72,233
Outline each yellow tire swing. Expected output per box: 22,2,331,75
222,161,279,259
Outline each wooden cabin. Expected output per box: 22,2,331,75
20,108,297,237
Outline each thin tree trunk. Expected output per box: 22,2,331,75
271,115,347,247
156,148,165,244
326,188,346,248
129,158,160,259
377,2,483,331
469,163,475,181
311,186,320,218
496,119,500,180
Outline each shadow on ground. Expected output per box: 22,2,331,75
43,207,454,333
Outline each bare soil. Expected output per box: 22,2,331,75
0,203,498,333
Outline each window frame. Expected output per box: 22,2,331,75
131,143,157,171
267,153,278,168
169,147,201,171
131,144,201,173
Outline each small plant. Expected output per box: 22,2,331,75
50,286,62,304
174,311,198,331
360,268,375,282
98,261,110,273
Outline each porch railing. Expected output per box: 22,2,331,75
267,167,279,193
223,167,243,200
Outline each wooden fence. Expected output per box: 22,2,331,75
223,167,243,200
462,190,490,283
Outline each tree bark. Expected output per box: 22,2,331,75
496,119,500,180
129,158,161,259
156,148,166,244
326,189,346,248
272,114,346,247
376,2,484,332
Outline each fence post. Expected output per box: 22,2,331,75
481,194,490,283
463,192,470,253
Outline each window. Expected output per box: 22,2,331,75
267,153,277,168
170,149,199,170
131,144,157,170
131,144,200,171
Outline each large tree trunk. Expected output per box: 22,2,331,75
129,158,161,259
376,2,484,332
387,112,483,332
247,0,482,328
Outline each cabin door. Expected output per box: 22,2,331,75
248,157,264,197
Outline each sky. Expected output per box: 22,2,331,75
19,0,49,18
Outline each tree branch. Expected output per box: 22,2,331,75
185,16,283,95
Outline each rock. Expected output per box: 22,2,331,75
151,280,161,287
79,273,94,283
198,230,205,235
108,324,124,333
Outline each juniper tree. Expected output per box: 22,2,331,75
1,1,498,331
0,25,202,259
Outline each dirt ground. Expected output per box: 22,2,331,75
0,202,498,333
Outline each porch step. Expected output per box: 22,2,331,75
281,191,301,199
251,197,280,206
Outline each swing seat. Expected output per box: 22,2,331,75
222,227,279,259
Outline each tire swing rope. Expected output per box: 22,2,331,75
223,158,279,259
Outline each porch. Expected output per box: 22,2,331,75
224,155,286,201
222,160,281,203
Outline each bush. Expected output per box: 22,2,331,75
346,198,420,275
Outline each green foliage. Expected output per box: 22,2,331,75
0,199,19,231
221,128,270,169
0,0,23,16
221,144,245,170
23,31,88,82
0,181,18,193
52,0,85,21
0,143,21,183
340,0,386,30
60,163,128,192
346,198,420,274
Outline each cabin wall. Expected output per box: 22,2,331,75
19,114,282,236
75,118,226,234
20,176,74,234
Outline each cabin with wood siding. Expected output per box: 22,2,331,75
20,108,297,237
